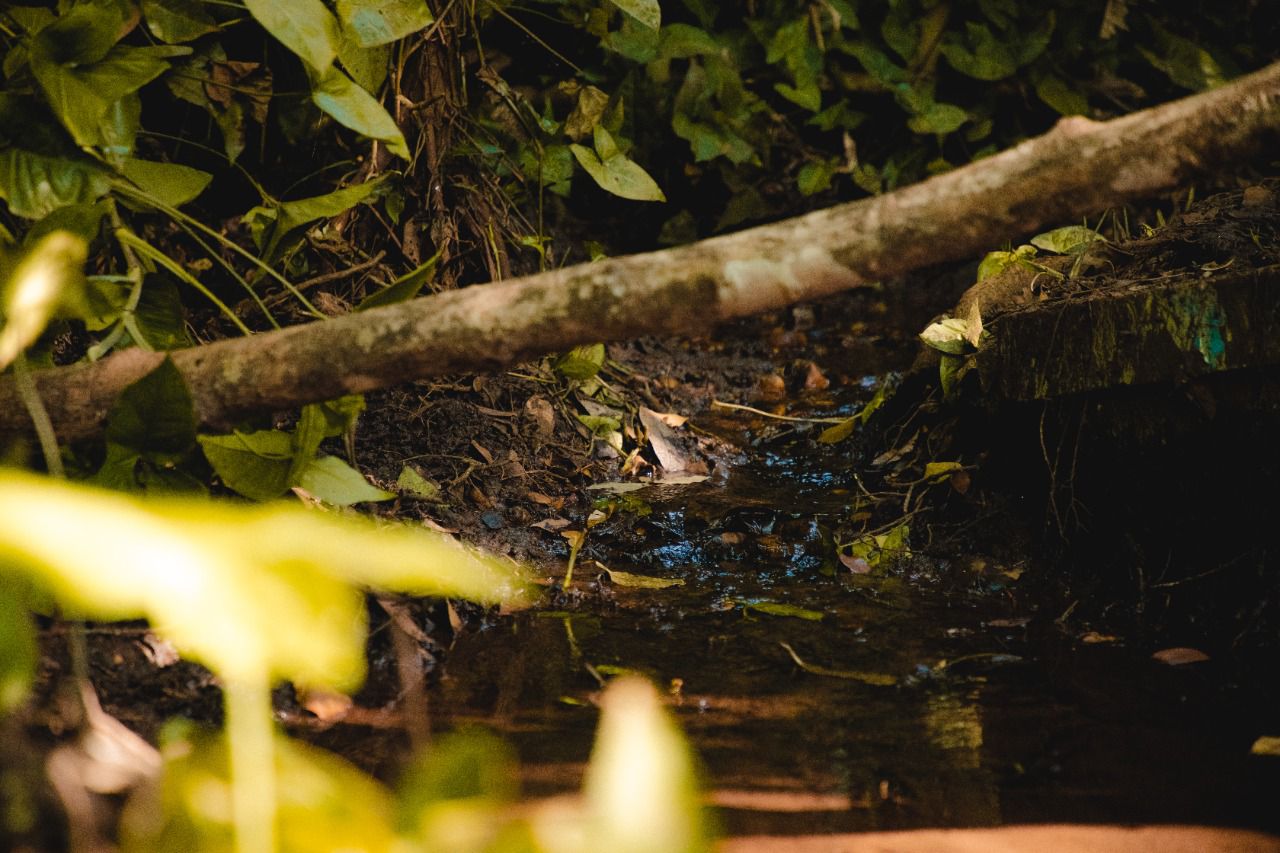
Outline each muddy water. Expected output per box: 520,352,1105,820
427,403,1280,838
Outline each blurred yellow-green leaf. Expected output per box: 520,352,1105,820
0,229,88,369
0,470,531,688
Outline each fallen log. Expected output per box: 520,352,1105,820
3,61,1280,441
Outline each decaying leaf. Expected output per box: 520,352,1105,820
1152,647,1210,665
597,562,685,589
779,642,896,686
742,601,825,621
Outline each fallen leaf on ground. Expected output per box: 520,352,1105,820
1152,647,1210,665
597,562,685,589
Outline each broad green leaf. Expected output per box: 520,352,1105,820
1035,74,1089,116
105,357,197,459
779,642,897,686
396,466,443,502
311,66,409,159
0,582,37,713
0,470,530,685
797,160,836,196
600,565,685,589
556,342,606,380
316,395,366,438
743,601,825,621
297,456,396,505
579,678,709,853
570,126,665,202
976,244,1036,281
120,159,213,208
336,0,434,48
356,253,438,311
244,0,339,73
774,81,821,112
0,230,88,370
30,45,173,149
23,202,108,245
396,730,518,836
133,276,195,351
908,102,968,136
940,23,1017,81
338,37,390,93
122,726,400,852
30,2,123,67
244,174,391,261
657,24,721,60
919,317,970,355
198,430,294,501
142,0,218,43
1030,225,1104,256
0,144,109,219
610,0,660,31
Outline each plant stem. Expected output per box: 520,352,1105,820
225,674,277,853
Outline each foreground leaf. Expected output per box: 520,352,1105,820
599,563,685,589
0,470,530,687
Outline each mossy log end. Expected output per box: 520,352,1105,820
975,264,1280,401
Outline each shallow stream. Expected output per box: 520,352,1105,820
424,399,1280,838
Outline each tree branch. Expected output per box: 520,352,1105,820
4,61,1280,441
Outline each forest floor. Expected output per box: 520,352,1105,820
20,181,1280,850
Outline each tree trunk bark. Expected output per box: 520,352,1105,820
4,61,1280,441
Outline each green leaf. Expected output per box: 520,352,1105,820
0,230,89,370
610,0,661,30
743,601,825,621
134,276,195,351
30,2,123,66
1034,74,1089,116
396,730,518,830
244,0,339,73
297,456,395,505
244,174,391,262
120,159,213,208
1030,225,1104,256
0,582,37,713
583,678,709,852
338,37,390,94
0,469,530,688
570,126,665,202
198,430,294,502
336,0,433,48
122,726,400,852
356,253,438,311
289,404,329,485
30,45,174,149
310,67,409,158
105,357,197,459
908,102,968,136
142,0,218,43
797,160,836,196
23,202,108,245
556,343,606,380
940,23,1017,81
396,466,443,502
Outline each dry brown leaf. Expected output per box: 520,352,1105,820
639,406,694,473
1152,647,1210,665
